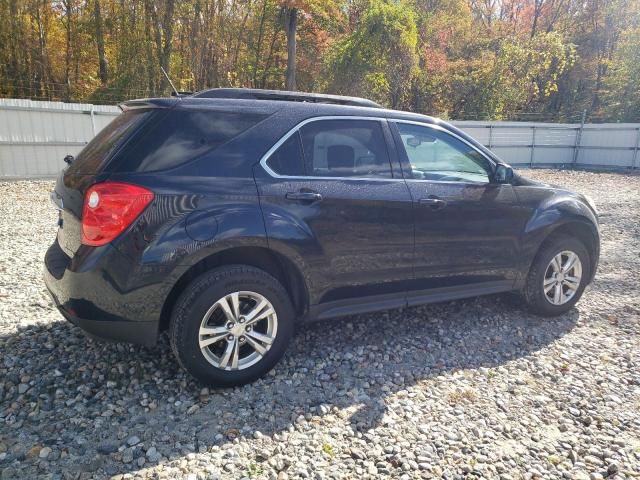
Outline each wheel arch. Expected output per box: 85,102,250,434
525,219,600,285
159,246,309,332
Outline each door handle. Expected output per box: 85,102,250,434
419,197,447,209
285,191,323,202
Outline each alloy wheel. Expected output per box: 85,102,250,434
198,291,278,370
543,250,583,306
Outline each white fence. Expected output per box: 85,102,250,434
1,98,639,177
0,99,119,177
456,120,640,170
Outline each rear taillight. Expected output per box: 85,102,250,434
81,182,154,246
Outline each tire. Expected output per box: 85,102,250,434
523,234,591,317
169,265,295,386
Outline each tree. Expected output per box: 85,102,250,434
0,0,638,121
94,0,108,84
602,26,640,121
284,5,298,90
323,0,418,108
280,0,342,91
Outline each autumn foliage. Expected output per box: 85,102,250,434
0,0,638,121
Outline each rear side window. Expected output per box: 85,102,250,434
266,132,305,176
116,110,268,172
67,110,151,174
299,119,392,178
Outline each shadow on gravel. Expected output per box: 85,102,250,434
0,294,579,478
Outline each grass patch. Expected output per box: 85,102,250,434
547,455,562,466
247,463,263,478
322,442,335,457
448,388,478,404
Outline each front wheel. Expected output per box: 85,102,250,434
523,235,591,317
170,265,295,386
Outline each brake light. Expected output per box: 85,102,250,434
81,182,154,246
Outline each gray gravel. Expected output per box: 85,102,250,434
1,169,639,480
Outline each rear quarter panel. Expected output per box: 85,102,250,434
103,171,269,319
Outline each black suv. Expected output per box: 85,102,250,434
44,89,600,386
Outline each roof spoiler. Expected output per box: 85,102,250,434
192,88,382,108
118,98,180,111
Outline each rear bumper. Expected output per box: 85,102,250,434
54,302,157,346
43,238,160,346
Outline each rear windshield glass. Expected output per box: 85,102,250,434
67,109,151,174
114,109,269,172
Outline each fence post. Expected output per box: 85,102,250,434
572,110,587,168
530,126,536,167
90,105,96,137
632,127,640,169
488,124,493,149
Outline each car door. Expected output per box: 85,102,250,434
389,121,525,302
255,117,415,312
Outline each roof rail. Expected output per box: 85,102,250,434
192,88,382,108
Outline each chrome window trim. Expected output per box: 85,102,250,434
259,115,399,181
258,115,496,183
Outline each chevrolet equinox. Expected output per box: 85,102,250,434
44,88,600,386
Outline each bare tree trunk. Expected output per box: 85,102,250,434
253,0,268,88
261,27,280,88
7,0,21,95
285,7,297,91
531,0,544,38
143,0,156,93
94,0,108,84
150,0,176,90
161,0,175,73
33,1,52,98
63,0,73,101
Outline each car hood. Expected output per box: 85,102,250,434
514,172,598,218
512,172,548,187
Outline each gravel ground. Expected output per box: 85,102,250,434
0,169,639,480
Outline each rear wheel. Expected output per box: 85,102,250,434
170,265,294,386
523,235,591,317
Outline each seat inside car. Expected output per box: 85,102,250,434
327,144,355,174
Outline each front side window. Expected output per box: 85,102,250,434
396,123,492,183
299,119,392,178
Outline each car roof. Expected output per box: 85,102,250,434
122,96,441,124
192,87,383,108
121,92,504,165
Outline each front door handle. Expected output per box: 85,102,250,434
419,197,447,209
285,191,323,202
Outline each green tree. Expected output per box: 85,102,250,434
323,0,418,108
602,27,640,121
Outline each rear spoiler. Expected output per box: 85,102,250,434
118,98,179,111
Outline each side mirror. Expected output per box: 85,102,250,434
494,164,514,184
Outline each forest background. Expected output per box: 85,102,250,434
1,0,639,122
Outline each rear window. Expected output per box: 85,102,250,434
67,109,150,174
114,109,268,172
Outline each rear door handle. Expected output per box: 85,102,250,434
419,197,447,209
285,191,323,202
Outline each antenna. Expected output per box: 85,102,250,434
160,66,180,98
